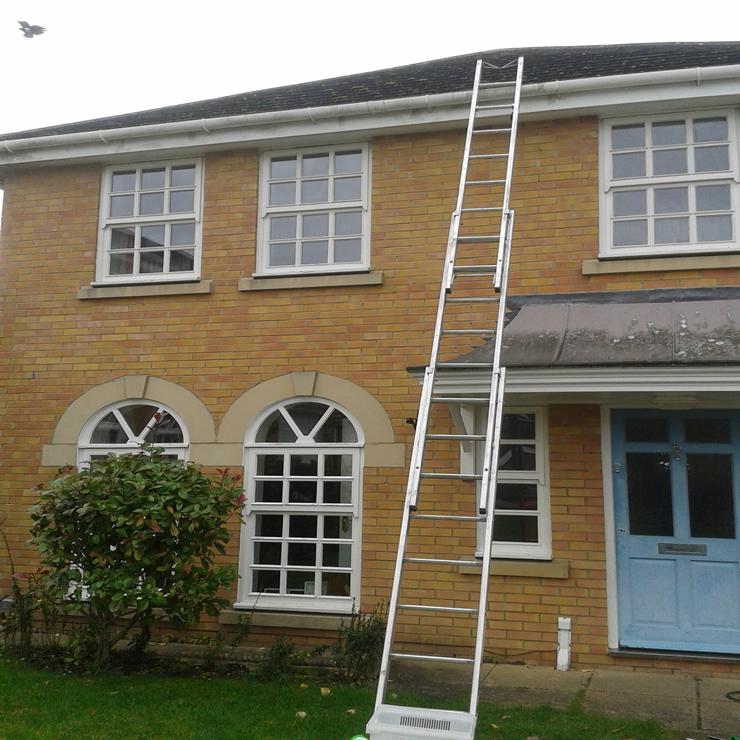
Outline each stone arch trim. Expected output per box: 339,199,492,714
218,372,404,468
42,376,215,467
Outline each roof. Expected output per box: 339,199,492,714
2,42,739,142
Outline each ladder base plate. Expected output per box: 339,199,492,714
366,705,476,740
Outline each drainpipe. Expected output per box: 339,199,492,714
556,617,571,671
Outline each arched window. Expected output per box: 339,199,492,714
78,401,189,464
237,400,363,614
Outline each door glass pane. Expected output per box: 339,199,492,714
684,418,731,444
625,417,668,442
687,454,735,539
626,452,673,536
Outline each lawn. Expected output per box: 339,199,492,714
0,655,680,740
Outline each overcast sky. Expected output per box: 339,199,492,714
1,0,739,137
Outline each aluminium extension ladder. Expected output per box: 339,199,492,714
366,57,524,740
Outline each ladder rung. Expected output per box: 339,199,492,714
469,153,508,159
479,81,516,89
440,328,495,335
391,652,475,664
466,179,505,185
431,396,488,404
420,472,482,480
473,127,511,134
403,558,481,568
476,103,514,111
445,297,499,304
437,362,494,369
461,206,503,212
457,235,500,243
426,433,486,441
452,264,498,273
411,514,486,521
397,602,479,613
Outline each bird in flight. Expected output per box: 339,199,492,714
18,21,46,38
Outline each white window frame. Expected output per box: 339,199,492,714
255,144,371,277
599,110,740,259
461,406,550,560
96,159,204,285
237,399,363,614
77,400,190,466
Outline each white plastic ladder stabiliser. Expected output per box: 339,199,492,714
366,56,524,740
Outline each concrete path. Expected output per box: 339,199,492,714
388,662,740,739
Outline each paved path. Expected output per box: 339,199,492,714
388,662,740,739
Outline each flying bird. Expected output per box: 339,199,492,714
18,21,46,38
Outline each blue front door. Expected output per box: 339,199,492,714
612,409,740,653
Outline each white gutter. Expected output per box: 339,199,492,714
1,64,739,165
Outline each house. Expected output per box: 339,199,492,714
2,42,740,675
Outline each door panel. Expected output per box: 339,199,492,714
613,409,740,654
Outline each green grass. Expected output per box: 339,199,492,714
0,655,680,740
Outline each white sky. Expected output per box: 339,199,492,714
1,0,739,136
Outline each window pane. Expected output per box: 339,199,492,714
625,417,668,442
255,480,282,503
254,542,281,565
612,152,645,179
612,124,645,150
270,216,297,240
141,168,165,189
653,148,687,176
501,414,535,440
252,570,280,594
687,454,735,539
171,223,195,246
613,190,647,217
303,213,329,237
109,252,134,275
90,412,127,443
693,117,728,143
287,572,315,595
695,145,730,172
498,444,535,471
269,181,295,206
684,418,731,444
290,454,318,475
652,121,686,146
289,481,317,503
269,242,296,266
613,220,647,246
139,192,164,215
323,481,352,504
492,515,538,543
256,514,283,537
170,165,196,188
322,543,351,567
335,211,362,235
256,410,297,443
170,249,194,272
335,151,362,174
288,403,327,436
302,154,329,177
140,225,165,248
288,543,316,566
271,157,296,179
626,452,673,536
317,409,358,443
334,176,361,201
140,251,164,273
111,227,135,250
325,454,352,476
655,217,689,244
495,483,538,511
324,516,352,539
321,572,350,596
111,171,135,192
147,412,183,444
170,189,194,213
257,454,284,476
289,515,317,538
334,239,362,263
110,194,135,217
697,215,732,242
119,404,156,436
654,187,688,214
696,184,731,212
301,179,329,203
301,241,329,264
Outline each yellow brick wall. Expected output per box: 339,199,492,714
1,117,737,673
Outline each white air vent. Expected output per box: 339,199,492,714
400,715,452,731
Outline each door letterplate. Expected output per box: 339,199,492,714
658,543,707,556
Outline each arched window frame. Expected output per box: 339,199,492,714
237,398,364,615
77,400,190,466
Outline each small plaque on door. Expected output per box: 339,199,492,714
658,543,707,556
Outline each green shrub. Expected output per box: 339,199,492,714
331,603,386,682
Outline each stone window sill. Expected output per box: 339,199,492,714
582,254,740,275
219,608,343,631
239,271,383,292
78,280,214,300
